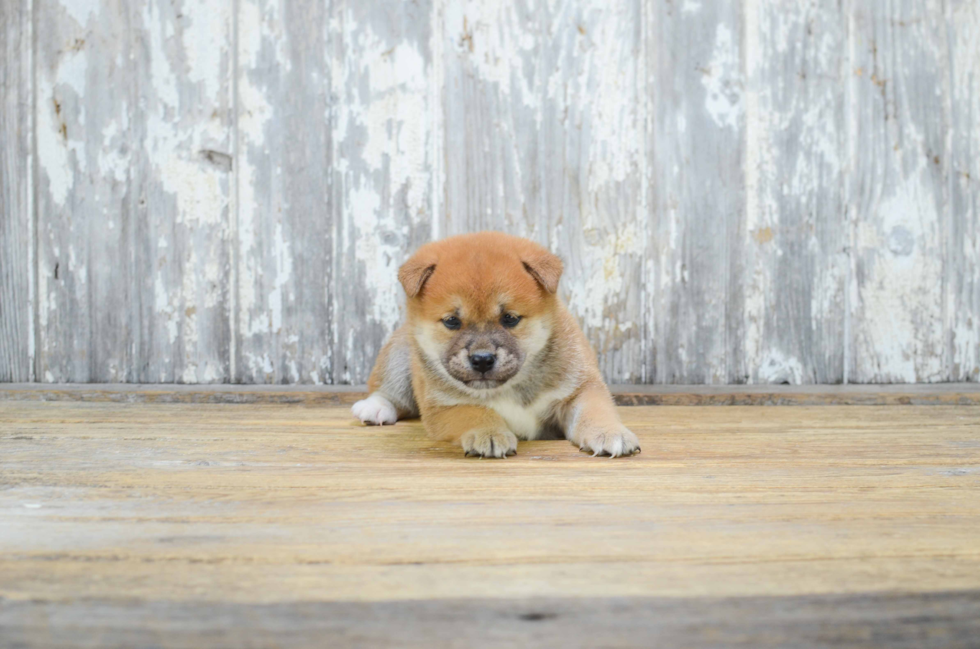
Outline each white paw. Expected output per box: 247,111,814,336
351,394,398,426
461,428,518,459
577,426,641,458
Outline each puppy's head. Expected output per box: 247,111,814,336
399,232,562,392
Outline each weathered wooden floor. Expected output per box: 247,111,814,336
2,401,980,648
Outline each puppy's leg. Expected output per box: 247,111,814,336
564,385,640,458
424,405,518,458
352,324,418,425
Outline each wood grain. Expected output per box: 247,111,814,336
235,0,334,384
330,0,437,385
34,0,136,382
647,0,744,384
0,0,33,382
34,0,233,383
443,0,647,382
3,592,980,648
3,382,980,406
133,0,234,383
847,0,949,383
741,0,848,384
1,402,979,645
948,0,980,382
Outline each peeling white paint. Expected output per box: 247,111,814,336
584,3,642,194
682,0,702,14
37,44,89,208
37,86,72,208
856,174,944,381
701,24,743,130
19,0,974,387
237,0,278,342
181,0,230,104
567,223,642,331
145,2,179,111
62,0,100,26
758,350,804,385
445,0,538,106
159,157,226,226
98,117,128,183
266,223,293,334
336,14,432,331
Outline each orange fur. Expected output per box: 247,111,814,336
353,232,640,458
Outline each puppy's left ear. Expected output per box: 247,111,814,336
522,249,563,294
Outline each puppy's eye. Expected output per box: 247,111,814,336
501,313,521,328
442,316,462,330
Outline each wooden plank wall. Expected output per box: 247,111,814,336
0,0,33,382
0,0,978,385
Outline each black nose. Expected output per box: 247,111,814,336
469,352,496,374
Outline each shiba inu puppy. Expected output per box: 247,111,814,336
351,232,640,459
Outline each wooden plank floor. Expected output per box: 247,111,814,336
2,401,980,647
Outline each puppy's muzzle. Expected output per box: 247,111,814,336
469,352,496,374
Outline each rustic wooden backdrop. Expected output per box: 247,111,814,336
1,0,978,385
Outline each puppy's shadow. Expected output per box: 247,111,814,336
354,416,568,459
536,419,567,441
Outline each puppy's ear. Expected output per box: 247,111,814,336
398,254,436,298
522,249,563,294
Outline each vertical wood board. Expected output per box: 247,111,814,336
0,0,33,382
442,0,646,381
330,0,437,384
847,0,949,383
35,0,137,382
948,0,980,382
235,0,334,384
739,0,848,384
134,0,234,383
647,0,745,383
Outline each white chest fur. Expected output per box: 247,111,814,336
487,399,540,440
486,386,573,440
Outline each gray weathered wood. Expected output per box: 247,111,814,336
847,0,949,383
948,0,980,382
647,0,745,383
133,0,234,383
35,0,137,382
3,592,980,649
443,0,646,382
739,0,848,384
3,0,979,385
0,0,33,382
235,0,334,384
329,0,437,384
35,0,233,383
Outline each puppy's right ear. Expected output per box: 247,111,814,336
398,254,436,298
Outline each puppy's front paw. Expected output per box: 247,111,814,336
352,394,398,426
577,426,641,458
461,428,518,459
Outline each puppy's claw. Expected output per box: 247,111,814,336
461,428,518,459
577,427,641,458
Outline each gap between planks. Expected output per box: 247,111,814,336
0,383,979,406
